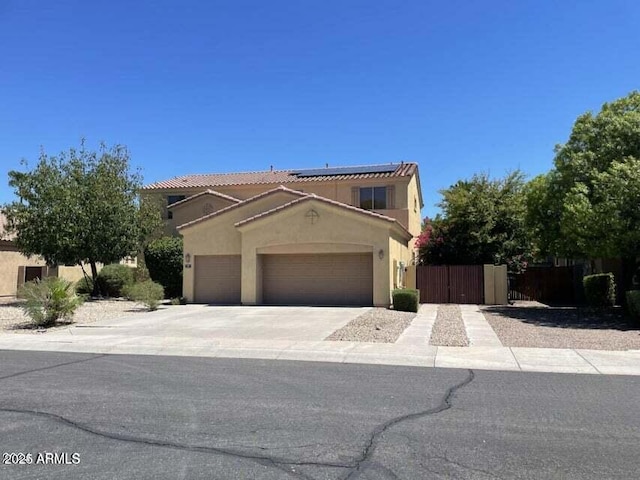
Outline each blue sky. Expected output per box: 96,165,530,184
1,1,639,217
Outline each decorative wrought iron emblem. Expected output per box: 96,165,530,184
203,202,214,215
305,209,320,225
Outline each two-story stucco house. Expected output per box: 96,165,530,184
143,162,423,307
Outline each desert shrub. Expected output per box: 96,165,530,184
626,290,640,322
170,297,187,305
392,288,419,312
96,264,134,297
144,236,183,298
132,264,150,282
18,277,83,327
75,276,94,295
583,273,616,307
127,280,164,311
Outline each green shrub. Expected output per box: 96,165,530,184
75,276,94,295
626,290,640,322
144,236,183,298
127,280,165,311
96,264,135,297
392,288,419,312
583,273,616,307
132,264,150,282
170,297,187,305
18,277,83,327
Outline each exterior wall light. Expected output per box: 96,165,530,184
378,249,385,260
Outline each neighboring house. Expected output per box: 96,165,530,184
143,162,423,307
0,212,135,297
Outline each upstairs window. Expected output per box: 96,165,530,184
359,187,386,210
167,195,186,219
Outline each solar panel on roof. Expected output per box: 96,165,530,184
294,164,399,177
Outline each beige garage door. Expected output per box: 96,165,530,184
194,255,241,304
262,253,373,306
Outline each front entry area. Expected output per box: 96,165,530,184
261,253,373,306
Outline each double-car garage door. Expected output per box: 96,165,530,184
194,253,373,306
262,253,373,306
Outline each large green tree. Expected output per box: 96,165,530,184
417,171,533,272
526,91,640,266
4,141,162,295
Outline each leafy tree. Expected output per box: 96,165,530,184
417,171,533,273
4,141,162,295
525,91,640,273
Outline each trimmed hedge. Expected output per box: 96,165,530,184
144,236,183,298
97,264,134,297
392,288,419,312
626,290,640,322
583,273,616,307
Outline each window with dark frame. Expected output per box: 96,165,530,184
359,186,386,210
167,195,186,219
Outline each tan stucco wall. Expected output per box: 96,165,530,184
57,265,96,284
406,174,422,236
0,247,47,297
0,242,116,297
181,191,307,299
389,231,412,291
151,172,420,236
169,194,237,233
235,199,401,307
483,264,508,305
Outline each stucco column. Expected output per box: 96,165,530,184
241,245,258,305
183,261,194,302
373,247,390,307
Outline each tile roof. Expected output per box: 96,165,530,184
144,162,417,190
234,194,413,239
177,186,308,230
168,189,240,210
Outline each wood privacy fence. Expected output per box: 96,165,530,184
416,265,484,304
508,266,583,304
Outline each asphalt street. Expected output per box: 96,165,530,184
0,350,638,479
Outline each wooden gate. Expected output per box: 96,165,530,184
416,265,484,304
509,266,582,304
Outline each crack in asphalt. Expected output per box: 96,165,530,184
0,407,351,478
0,354,476,480
343,368,476,479
0,353,107,381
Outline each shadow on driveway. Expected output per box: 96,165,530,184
482,304,639,332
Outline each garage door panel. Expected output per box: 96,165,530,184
262,253,373,306
194,255,241,304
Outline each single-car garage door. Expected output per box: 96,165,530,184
262,253,373,306
194,255,241,304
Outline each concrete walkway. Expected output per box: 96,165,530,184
459,304,503,347
395,303,437,345
1,330,639,375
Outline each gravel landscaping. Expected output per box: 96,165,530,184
0,298,147,333
326,308,416,343
429,304,469,347
482,301,640,351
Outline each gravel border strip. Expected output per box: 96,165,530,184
0,298,147,333
429,304,469,347
326,308,416,343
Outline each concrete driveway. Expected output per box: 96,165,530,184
70,305,368,342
